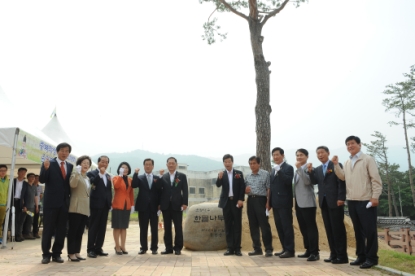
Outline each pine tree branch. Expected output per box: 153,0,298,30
261,0,290,26
218,0,249,21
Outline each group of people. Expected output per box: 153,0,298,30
217,135,382,270
0,135,382,270
35,142,188,264
0,166,43,244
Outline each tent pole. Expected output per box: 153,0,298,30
1,128,19,249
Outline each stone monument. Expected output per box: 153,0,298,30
183,202,226,251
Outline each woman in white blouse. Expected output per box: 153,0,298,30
67,155,92,261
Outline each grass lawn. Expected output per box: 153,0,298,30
379,249,415,274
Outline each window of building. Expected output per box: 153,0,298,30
199,188,205,194
189,187,196,194
178,165,186,170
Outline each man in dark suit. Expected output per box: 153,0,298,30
39,142,73,264
12,167,28,242
307,146,348,264
216,154,245,256
132,158,162,255
86,155,112,258
269,147,295,258
160,157,188,255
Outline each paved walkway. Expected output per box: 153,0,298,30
0,226,396,276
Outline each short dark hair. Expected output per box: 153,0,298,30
18,167,27,172
0,164,7,170
248,156,261,164
345,135,361,145
222,154,234,162
27,173,35,178
143,158,154,165
166,157,177,163
76,155,92,166
316,146,329,153
117,162,131,175
271,147,284,155
98,155,110,163
35,174,39,177
296,148,309,157
56,142,72,153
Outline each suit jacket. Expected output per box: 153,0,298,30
309,161,346,209
39,158,73,209
160,171,189,211
112,176,134,210
69,170,90,216
269,162,294,209
216,169,245,209
87,169,113,209
294,166,316,208
13,178,29,209
132,173,162,212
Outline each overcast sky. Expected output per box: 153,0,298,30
1,0,415,165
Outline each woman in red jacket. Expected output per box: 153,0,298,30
111,162,134,255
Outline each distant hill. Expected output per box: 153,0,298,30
91,149,224,173
92,145,413,174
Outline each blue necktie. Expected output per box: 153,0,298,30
323,164,327,175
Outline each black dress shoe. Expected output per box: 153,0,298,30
175,250,181,255
324,256,335,262
15,237,23,242
248,250,263,256
52,256,64,263
96,251,108,256
360,260,377,269
138,249,147,255
76,256,86,261
87,251,97,258
274,250,285,256
114,247,123,255
331,258,349,264
307,254,320,261
152,250,158,255
224,250,234,256
235,251,242,256
265,251,273,257
297,251,311,258
350,258,366,266
161,250,173,255
279,251,295,258
41,257,50,264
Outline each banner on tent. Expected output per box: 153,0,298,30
16,129,76,164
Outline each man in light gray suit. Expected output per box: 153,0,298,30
294,149,319,261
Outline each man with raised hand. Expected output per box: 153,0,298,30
333,136,382,269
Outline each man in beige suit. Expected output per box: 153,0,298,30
333,136,382,269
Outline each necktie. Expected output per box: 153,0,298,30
323,164,327,175
60,162,66,178
147,174,152,189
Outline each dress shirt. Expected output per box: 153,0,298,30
227,169,233,197
34,184,43,204
245,169,270,196
85,177,91,190
146,173,153,188
14,179,24,199
350,151,362,168
99,171,108,186
169,171,177,185
57,158,67,174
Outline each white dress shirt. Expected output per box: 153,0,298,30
227,169,234,197
57,158,67,174
14,179,23,199
99,170,108,186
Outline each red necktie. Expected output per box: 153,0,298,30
60,162,66,178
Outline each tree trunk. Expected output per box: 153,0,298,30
383,151,393,217
402,112,415,207
249,18,272,172
391,187,400,216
